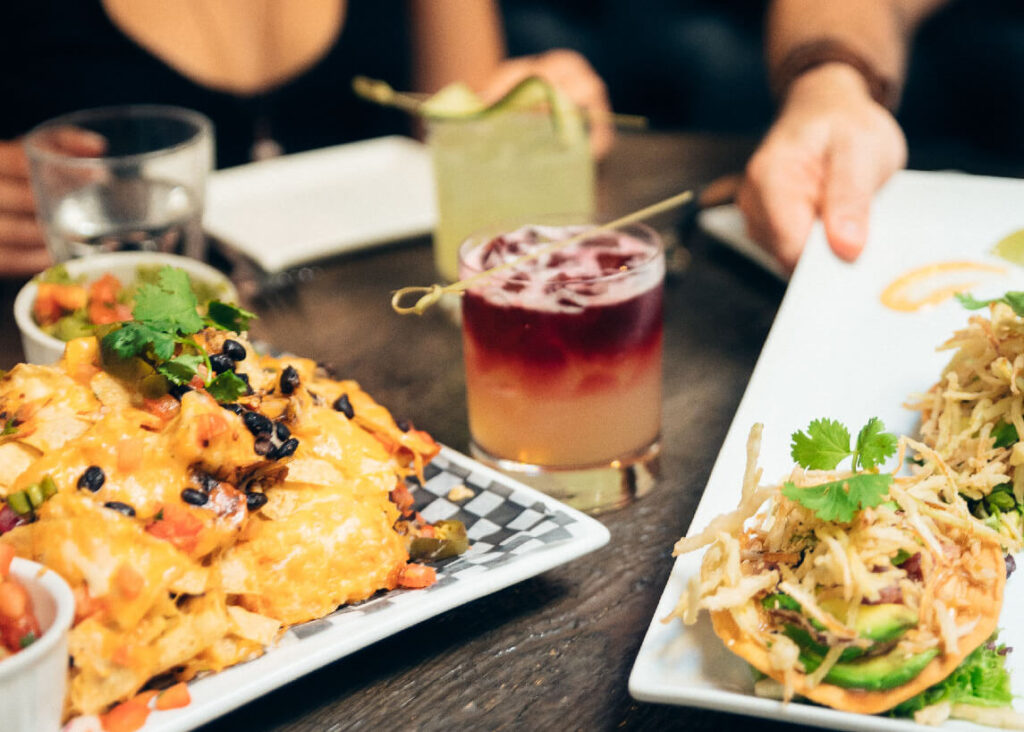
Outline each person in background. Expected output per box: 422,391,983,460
0,0,612,277
737,0,947,270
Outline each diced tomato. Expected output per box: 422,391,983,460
142,395,180,422
389,484,415,515
146,504,203,554
88,274,122,304
116,438,144,474
154,682,191,711
100,698,150,732
0,579,28,618
134,691,158,707
418,524,437,539
88,300,133,326
73,585,104,625
0,544,14,579
0,602,41,653
34,282,88,325
195,412,228,445
397,563,437,589
114,564,144,600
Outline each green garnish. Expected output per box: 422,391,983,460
782,418,898,523
100,267,255,400
206,372,250,403
892,636,1013,717
18,632,36,649
991,419,1019,449
956,291,1024,317
0,418,17,438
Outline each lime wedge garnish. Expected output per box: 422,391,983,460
419,82,487,118
993,229,1024,266
422,76,585,147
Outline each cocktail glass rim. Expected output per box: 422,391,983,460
457,217,664,289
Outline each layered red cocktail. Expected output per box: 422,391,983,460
460,223,664,470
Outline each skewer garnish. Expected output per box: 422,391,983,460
391,189,694,315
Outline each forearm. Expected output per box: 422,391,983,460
767,0,949,104
408,0,506,93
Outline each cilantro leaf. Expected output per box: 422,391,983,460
782,473,893,523
205,301,256,333
791,418,851,470
157,353,206,386
132,267,203,334
855,417,898,469
956,291,1024,318
206,371,249,403
0,419,18,438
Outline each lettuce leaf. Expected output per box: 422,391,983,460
891,636,1013,717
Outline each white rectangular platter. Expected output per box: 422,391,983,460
106,446,608,731
630,170,1024,730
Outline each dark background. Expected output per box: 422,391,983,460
5,0,1024,176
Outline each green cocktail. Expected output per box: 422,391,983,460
427,82,595,282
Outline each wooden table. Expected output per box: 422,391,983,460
0,132,808,731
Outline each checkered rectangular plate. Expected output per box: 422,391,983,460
137,446,610,732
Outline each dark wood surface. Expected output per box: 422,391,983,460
0,132,809,731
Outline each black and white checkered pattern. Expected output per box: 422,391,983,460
288,449,592,628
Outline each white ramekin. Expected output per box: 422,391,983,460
14,252,237,365
0,557,76,732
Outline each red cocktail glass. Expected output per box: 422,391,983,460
459,222,664,512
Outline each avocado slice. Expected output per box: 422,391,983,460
814,647,940,691
855,603,918,643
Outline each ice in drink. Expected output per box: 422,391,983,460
460,224,664,468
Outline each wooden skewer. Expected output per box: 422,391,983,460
391,189,695,315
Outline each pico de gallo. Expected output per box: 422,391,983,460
32,266,223,342
0,543,42,660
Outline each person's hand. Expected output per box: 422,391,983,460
0,140,50,277
480,49,614,160
737,63,907,271
0,130,106,278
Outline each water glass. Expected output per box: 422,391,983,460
459,220,665,513
25,105,213,262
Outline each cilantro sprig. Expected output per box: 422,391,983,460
956,291,1024,317
100,267,256,402
782,417,898,523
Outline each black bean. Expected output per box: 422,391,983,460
181,488,209,506
246,492,269,511
237,372,253,395
333,393,354,419
271,437,299,459
221,403,245,415
210,353,234,374
1007,554,1017,579
222,339,246,362
103,501,135,517
169,383,193,400
396,419,411,432
243,411,273,436
280,366,300,395
77,466,105,493
253,435,273,456
275,422,290,441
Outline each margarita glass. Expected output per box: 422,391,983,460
429,110,594,282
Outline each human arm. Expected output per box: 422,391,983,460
737,0,948,270
407,0,613,158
